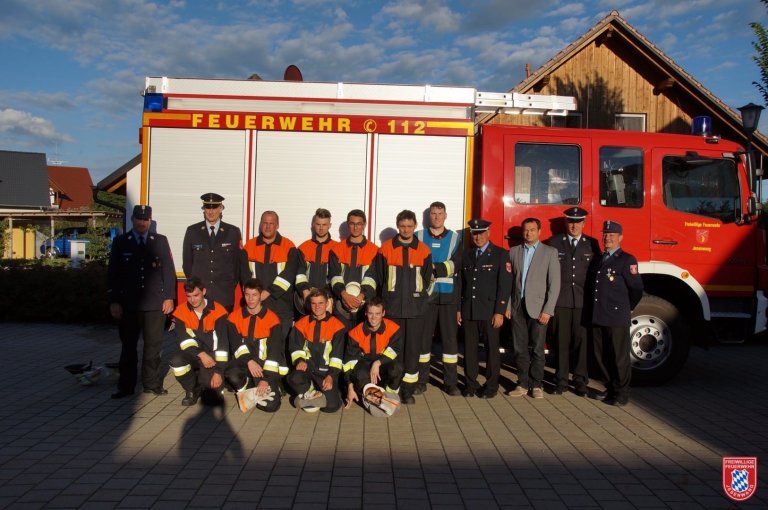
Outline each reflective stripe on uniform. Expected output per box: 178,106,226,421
180,338,199,350
403,372,418,384
383,347,397,360
264,360,279,373
291,350,308,363
274,275,291,291
343,359,358,372
214,350,229,362
258,338,267,360
172,364,191,377
329,356,343,370
234,344,250,359
362,276,377,290
442,353,458,364
387,266,397,291
419,352,430,363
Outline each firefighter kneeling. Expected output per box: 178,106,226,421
286,288,346,413
225,278,287,413
344,297,403,417
169,277,231,406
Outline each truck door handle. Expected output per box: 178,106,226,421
652,239,678,245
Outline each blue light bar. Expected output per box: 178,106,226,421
143,93,164,112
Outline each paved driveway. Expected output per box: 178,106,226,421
0,323,765,509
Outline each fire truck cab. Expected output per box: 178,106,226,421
479,124,768,384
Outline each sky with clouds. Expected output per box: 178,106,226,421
0,0,766,182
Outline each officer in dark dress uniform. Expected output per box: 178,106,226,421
108,205,176,399
591,220,644,406
458,219,513,398
546,207,599,396
182,193,248,311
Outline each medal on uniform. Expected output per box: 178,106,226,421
608,270,614,282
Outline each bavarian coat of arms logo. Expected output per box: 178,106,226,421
722,456,757,501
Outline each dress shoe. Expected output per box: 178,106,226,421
531,388,545,399
553,385,567,395
445,385,462,396
610,396,629,407
111,390,134,399
143,387,168,396
588,389,608,401
573,385,588,397
401,392,416,405
462,387,478,397
181,387,202,406
506,386,528,398
413,383,428,395
479,390,497,399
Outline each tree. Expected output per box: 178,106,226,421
751,0,768,105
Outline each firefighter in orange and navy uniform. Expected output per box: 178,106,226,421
295,208,337,312
328,209,380,328
243,211,300,340
224,278,287,412
169,277,232,406
343,297,404,407
378,210,432,404
286,288,346,413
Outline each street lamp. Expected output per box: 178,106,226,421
738,102,764,134
738,102,765,201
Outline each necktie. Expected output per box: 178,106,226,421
602,251,610,262
138,235,145,246
209,226,216,239
476,248,482,259
571,237,577,248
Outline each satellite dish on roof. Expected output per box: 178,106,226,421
284,65,303,81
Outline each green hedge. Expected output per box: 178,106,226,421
0,260,112,323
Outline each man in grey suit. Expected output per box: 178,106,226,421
507,218,561,399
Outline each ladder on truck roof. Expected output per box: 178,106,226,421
475,91,577,116
144,77,577,118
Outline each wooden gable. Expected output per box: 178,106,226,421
482,11,768,158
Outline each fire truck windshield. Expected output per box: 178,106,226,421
662,155,740,223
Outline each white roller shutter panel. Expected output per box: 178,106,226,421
372,135,467,243
251,131,369,243
147,128,248,266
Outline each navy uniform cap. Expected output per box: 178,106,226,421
132,205,152,219
200,192,225,206
468,218,491,232
564,206,588,221
602,220,623,234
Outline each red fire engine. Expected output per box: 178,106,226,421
135,76,767,385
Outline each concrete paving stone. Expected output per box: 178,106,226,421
256,496,296,508
187,494,228,507
0,484,33,497
299,471,333,482
102,478,139,490
88,489,130,502
59,483,103,497
79,502,119,510
394,477,426,489
16,488,61,502
115,494,157,508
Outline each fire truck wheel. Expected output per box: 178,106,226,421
628,295,690,386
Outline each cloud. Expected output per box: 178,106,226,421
380,0,461,33
547,3,586,18
0,109,74,144
0,91,78,111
